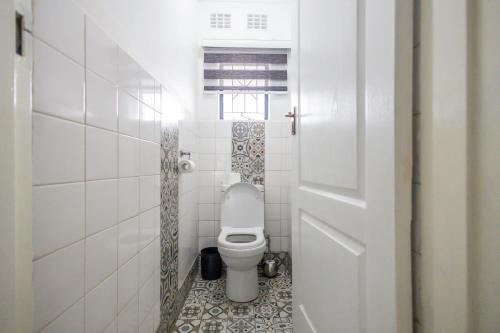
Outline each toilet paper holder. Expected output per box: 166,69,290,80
179,150,191,160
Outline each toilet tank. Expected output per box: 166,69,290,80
220,183,264,228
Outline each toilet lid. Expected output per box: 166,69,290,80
220,183,264,228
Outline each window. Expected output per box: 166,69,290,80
218,64,269,120
203,48,288,120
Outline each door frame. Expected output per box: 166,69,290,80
0,1,33,332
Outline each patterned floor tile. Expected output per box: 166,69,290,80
179,302,204,320
199,319,227,333
227,319,256,333
228,302,255,319
202,302,229,320
173,268,292,332
173,319,201,333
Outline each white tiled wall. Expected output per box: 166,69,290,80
196,120,292,252
32,1,161,332
178,120,200,287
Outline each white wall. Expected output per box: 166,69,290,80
198,0,292,47
31,1,166,331
178,118,200,287
196,119,292,252
196,0,294,253
75,0,199,113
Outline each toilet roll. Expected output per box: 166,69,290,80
178,159,196,173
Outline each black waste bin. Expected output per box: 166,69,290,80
200,247,222,280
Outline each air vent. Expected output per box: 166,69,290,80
210,13,231,29
247,14,268,30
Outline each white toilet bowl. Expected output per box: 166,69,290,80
217,183,266,302
218,227,266,302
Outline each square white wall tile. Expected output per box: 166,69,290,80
86,127,118,180
117,255,138,312
199,154,215,171
117,48,140,99
104,320,117,333
154,112,161,144
265,220,281,237
86,179,118,236
265,122,281,138
118,216,139,266
117,295,139,333
138,275,155,324
139,210,155,250
265,204,281,220
140,141,160,175
198,121,215,138
139,69,155,108
266,138,282,154
33,241,84,331
215,138,231,154
199,204,214,221
198,237,216,252
85,18,118,84
85,226,117,292
86,70,118,131
215,121,232,138
118,90,140,138
119,135,140,177
139,313,154,333
215,154,230,171
265,171,280,187
265,154,281,171
199,220,214,237
153,207,161,238
280,237,289,251
199,138,215,153
39,299,84,333
139,176,155,212
85,273,117,333
154,81,162,112
153,175,161,206
139,103,155,142
33,0,84,64
199,171,214,186
264,185,280,204
33,183,85,258
139,242,155,286
33,39,85,122
199,186,214,204
269,237,281,252
33,113,85,185
118,177,139,222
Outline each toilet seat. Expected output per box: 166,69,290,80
217,227,265,251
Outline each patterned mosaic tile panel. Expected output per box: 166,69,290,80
160,124,180,329
172,266,293,332
231,121,265,184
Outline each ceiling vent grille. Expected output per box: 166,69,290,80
210,13,231,29
247,14,268,30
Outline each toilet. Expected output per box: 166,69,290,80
217,182,266,302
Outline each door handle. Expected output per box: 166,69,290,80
285,107,297,135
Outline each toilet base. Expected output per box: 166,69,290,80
226,266,258,302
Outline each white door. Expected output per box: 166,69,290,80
291,0,413,332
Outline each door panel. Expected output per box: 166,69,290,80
292,0,412,332
299,0,361,191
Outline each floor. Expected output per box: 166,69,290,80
173,267,293,333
